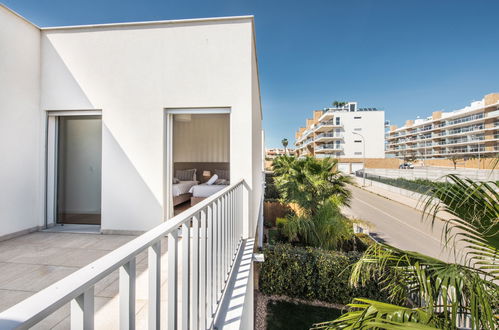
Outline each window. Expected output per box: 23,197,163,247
354,140,362,143
354,128,362,131
354,152,362,155
354,116,362,119
335,117,341,125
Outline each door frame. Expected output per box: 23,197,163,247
163,107,231,220
44,110,102,227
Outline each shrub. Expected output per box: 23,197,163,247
265,172,280,202
259,244,391,305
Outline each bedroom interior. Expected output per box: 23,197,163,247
171,113,230,215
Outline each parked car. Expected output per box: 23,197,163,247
399,162,414,169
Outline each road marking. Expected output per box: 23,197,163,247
353,196,442,245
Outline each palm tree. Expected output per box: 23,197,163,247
333,101,340,108
278,197,352,250
313,175,499,329
272,156,354,249
281,138,289,155
273,156,352,216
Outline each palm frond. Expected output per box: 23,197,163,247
311,298,444,329
422,175,498,275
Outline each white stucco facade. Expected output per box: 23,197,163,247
333,111,386,158
0,5,263,237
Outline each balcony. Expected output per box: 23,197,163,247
315,144,343,153
314,120,342,133
0,181,254,329
314,132,343,142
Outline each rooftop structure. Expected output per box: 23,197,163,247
0,4,263,328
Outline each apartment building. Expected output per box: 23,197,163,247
295,102,385,159
386,93,499,160
266,148,296,158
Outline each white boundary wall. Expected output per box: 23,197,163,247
364,167,499,182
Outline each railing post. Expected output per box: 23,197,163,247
167,230,178,329
181,222,190,329
148,241,161,330
71,287,94,330
119,258,136,330
206,204,213,324
190,215,200,330
217,198,223,296
199,209,207,329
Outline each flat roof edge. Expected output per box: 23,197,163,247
41,15,254,31
0,3,40,29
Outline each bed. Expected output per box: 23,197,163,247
172,162,230,207
172,180,198,206
189,183,228,206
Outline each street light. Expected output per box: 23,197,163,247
352,131,366,186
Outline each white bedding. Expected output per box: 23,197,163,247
172,181,199,197
189,184,226,197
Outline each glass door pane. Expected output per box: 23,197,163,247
57,116,102,224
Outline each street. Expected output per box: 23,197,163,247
345,185,463,263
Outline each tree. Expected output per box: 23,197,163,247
272,156,354,249
278,197,352,250
313,175,499,329
281,138,289,155
273,156,352,216
449,155,460,170
333,101,340,108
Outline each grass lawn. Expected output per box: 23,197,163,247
266,300,342,330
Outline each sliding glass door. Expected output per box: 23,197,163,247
56,116,102,225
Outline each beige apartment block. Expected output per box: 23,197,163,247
386,93,499,160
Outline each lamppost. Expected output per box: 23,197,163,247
353,131,366,186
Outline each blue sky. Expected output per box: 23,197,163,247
5,0,499,148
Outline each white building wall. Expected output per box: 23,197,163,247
40,18,260,233
337,111,385,158
0,6,42,238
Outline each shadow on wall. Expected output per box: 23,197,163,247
42,37,164,232
41,35,95,109
102,124,164,233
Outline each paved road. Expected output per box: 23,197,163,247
344,185,462,263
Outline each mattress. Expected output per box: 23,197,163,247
172,181,198,197
189,184,226,198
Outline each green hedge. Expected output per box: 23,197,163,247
265,172,280,202
259,244,390,305
364,175,453,195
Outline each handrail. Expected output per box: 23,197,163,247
0,179,246,329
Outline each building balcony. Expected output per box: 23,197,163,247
315,144,343,152
0,181,256,329
314,132,343,142
314,121,342,133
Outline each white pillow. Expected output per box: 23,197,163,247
206,174,218,185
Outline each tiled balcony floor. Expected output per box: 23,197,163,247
0,231,172,329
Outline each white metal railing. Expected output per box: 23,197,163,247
0,180,247,330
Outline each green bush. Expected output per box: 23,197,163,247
365,175,454,194
265,172,280,202
259,244,391,305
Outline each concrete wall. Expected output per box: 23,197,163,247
364,167,499,182
173,114,229,162
423,157,498,170
339,157,400,169
40,18,261,233
250,37,263,236
0,6,42,237
336,111,385,158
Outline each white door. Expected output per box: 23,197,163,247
351,163,364,173
338,163,350,173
